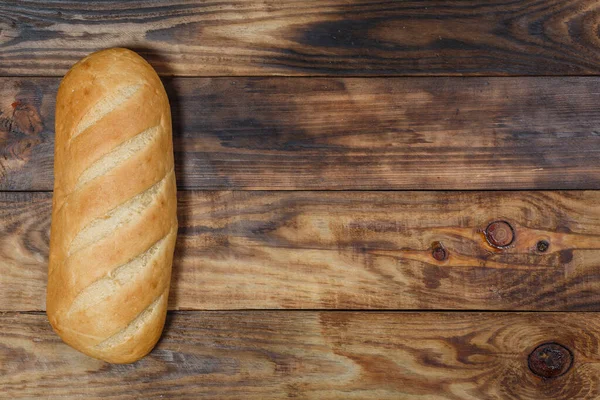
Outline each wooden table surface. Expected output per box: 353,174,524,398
2,1,600,398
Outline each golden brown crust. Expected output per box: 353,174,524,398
47,48,177,364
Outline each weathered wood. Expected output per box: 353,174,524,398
3,0,600,77
0,192,50,311
1,311,598,399
3,76,600,191
0,79,56,191
3,190,600,312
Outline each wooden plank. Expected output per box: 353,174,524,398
1,311,598,399
0,78,56,191
3,0,600,77
3,190,600,312
3,76,600,191
0,192,50,311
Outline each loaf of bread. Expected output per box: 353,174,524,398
47,48,177,363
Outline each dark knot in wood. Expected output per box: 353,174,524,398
485,221,514,248
537,240,550,252
528,343,573,379
431,241,448,261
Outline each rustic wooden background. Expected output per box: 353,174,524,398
2,1,600,398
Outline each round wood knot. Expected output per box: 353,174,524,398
528,343,573,379
537,240,550,252
431,242,448,261
485,221,514,248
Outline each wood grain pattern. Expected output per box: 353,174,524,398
3,2,599,396
3,190,600,312
1,311,599,399
3,0,600,77
0,78,55,190
0,192,50,312
3,76,600,191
